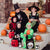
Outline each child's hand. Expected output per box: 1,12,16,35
24,34,26,37
29,19,33,21
15,35,17,38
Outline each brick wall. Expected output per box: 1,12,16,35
0,0,13,23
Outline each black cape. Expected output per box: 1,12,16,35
15,11,28,32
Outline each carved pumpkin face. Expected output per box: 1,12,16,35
35,35,41,41
38,24,47,33
10,11,15,17
45,19,50,25
6,24,10,30
11,40,18,47
1,30,7,36
9,31,14,39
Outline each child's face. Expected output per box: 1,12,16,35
13,17,17,22
17,23,21,29
27,24,31,29
31,8,36,12
16,9,20,13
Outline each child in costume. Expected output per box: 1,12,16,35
28,5,40,32
9,17,17,32
14,22,22,47
20,22,35,49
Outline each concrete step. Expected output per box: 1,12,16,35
0,32,49,50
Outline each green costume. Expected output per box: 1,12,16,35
20,22,34,48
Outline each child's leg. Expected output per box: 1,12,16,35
22,36,26,48
20,33,26,48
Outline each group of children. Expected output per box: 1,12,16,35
9,4,40,49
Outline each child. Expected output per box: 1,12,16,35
28,5,40,32
20,22,35,49
14,22,22,47
9,17,17,32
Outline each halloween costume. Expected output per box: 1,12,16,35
15,11,28,32
11,37,18,47
28,6,40,32
14,22,22,47
9,17,17,32
29,13,39,32
14,4,28,32
20,22,35,49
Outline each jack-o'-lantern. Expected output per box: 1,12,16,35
9,31,14,39
35,35,41,41
10,11,15,17
1,30,7,36
11,39,18,47
45,19,50,25
38,24,47,33
6,24,10,30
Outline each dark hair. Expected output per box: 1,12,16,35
16,22,21,25
11,17,17,23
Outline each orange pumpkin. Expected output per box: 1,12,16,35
6,24,10,30
45,19,50,25
26,8,28,11
38,24,47,33
27,30,30,35
10,11,15,17
42,10,46,14
1,30,7,36
35,35,41,41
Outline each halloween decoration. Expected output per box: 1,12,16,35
20,22,35,49
1,30,7,36
38,24,47,33
9,31,14,39
42,10,46,14
45,19,50,25
11,39,18,47
6,24,10,30
38,10,43,17
10,11,15,17
35,35,41,41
